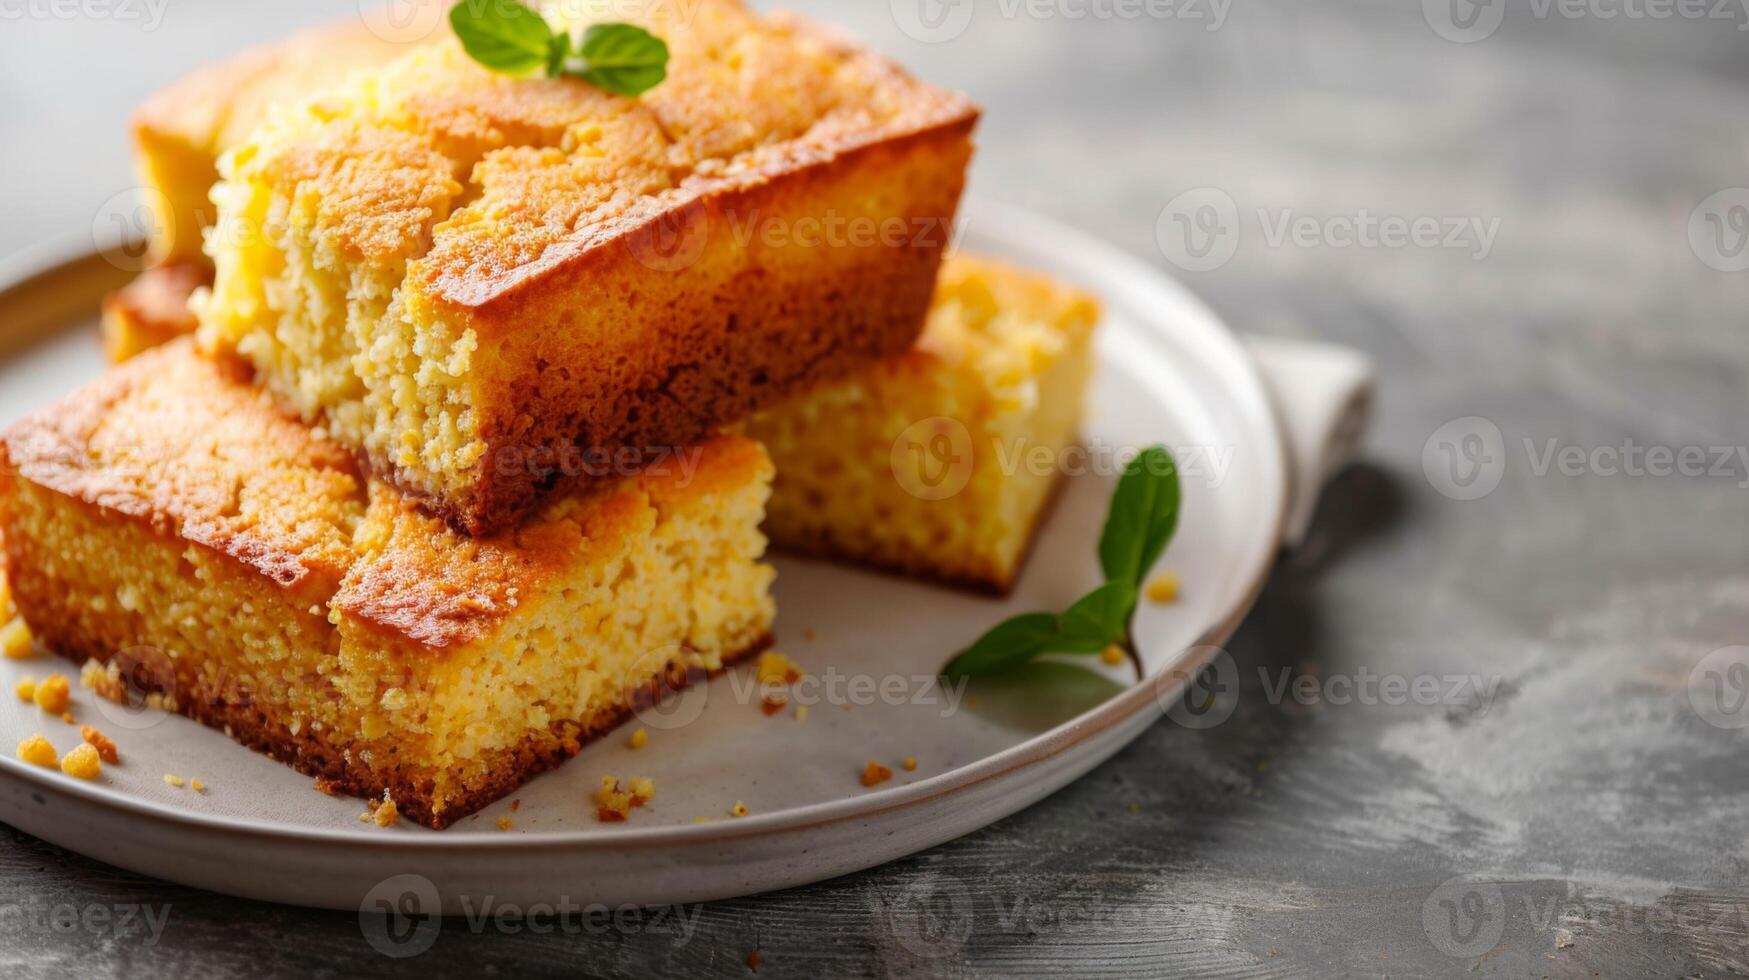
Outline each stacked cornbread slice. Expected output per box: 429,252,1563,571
0,341,775,827
4,0,1106,826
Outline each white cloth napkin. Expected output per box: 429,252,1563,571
1244,336,1378,547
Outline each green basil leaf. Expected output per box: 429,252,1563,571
567,22,669,96
1098,445,1182,585
1058,580,1138,649
449,0,554,75
943,612,1061,679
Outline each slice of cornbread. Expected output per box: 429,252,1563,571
131,20,412,266
747,255,1101,593
196,0,979,534
0,341,775,828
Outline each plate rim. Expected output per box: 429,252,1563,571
0,200,1291,851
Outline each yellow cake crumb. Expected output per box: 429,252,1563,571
1,617,34,659
692,815,710,824
16,734,56,768
595,775,655,822
510,798,520,811
1100,644,1126,666
374,799,399,827
496,816,514,831
756,651,804,685
1146,572,1180,603
191,779,206,792
59,712,74,725
761,695,788,716
795,705,809,723
15,677,35,702
627,727,648,750
861,760,893,787
80,726,119,764
730,801,749,817
79,660,127,703
32,673,70,714
60,743,101,779
163,773,185,787
903,756,918,771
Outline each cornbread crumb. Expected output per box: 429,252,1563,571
595,776,656,822
861,761,894,787
627,727,648,750
15,677,35,702
510,798,521,812
731,801,749,817
795,705,810,723
32,674,70,714
60,743,102,779
164,774,185,787
693,816,710,824
1,617,34,659
374,799,400,827
59,712,74,725
761,695,788,716
903,756,918,771
756,651,804,685
748,950,763,972
80,726,119,764
1100,644,1126,667
1146,573,1181,603
1127,802,1141,814
191,779,206,793
496,817,514,831
803,629,817,642
16,734,56,768
79,660,126,703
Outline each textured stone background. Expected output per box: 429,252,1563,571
3,0,1748,976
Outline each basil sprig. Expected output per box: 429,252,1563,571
449,1,669,96
943,445,1180,679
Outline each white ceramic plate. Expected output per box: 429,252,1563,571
0,201,1287,913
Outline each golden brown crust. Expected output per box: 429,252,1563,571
1,341,364,603
0,340,765,649
99,263,207,362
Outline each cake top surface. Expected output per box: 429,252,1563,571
218,0,977,308
0,340,768,649
132,19,413,157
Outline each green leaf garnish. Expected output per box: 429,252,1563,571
564,23,669,96
1099,445,1181,586
945,445,1181,678
449,2,669,96
943,613,1061,679
1058,580,1138,650
449,0,554,76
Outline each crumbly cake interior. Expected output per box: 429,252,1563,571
748,255,1100,591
